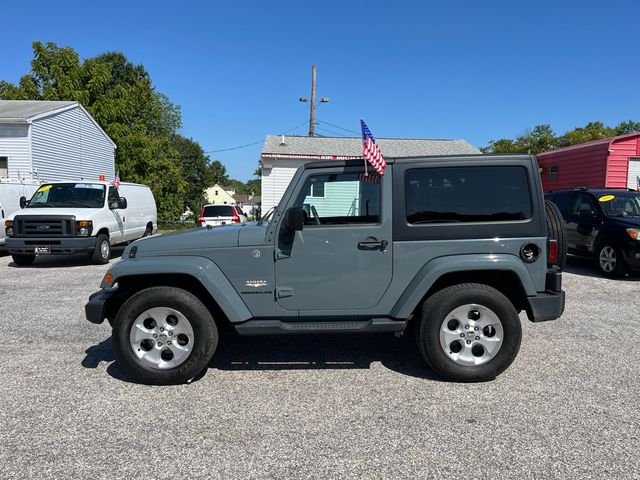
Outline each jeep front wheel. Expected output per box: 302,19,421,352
112,286,218,385
416,283,522,382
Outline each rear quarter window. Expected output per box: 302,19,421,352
203,205,234,217
405,166,532,223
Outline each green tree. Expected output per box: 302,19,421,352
557,121,615,147
0,41,207,220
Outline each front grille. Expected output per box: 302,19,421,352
13,215,76,237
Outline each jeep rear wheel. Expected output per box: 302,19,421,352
416,283,522,382
112,286,218,385
545,199,567,270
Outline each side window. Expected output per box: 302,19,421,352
571,193,598,216
108,187,120,207
405,166,532,223
551,192,574,217
294,173,380,225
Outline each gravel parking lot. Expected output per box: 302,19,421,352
0,250,638,479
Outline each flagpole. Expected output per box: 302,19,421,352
360,118,368,176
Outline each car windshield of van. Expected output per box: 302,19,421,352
27,183,106,208
598,192,640,217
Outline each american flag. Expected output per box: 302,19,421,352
111,171,121,188
358,172,381,184
360,119,386,176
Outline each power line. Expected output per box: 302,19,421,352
314,125,350,137
315,119,361,136
204,121,309,153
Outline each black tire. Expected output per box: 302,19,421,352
595,241,627,278
112,286,218,385
11,254,35,266
91,233,111,264
142,225,152,238
544,199,568,270
416,283,522,382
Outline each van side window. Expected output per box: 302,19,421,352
405,166,532,223
108,187,120,207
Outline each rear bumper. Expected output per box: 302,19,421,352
85,288,118,324
7,236,96,255
525,268,565,322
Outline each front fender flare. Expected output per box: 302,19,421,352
390,254,537,319
101,255,252,322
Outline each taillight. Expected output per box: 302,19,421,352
231,208,241,223
548,239,558,266
197,207,205,224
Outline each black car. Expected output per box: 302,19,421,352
545,188,640,277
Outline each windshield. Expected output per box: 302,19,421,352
598,192,640,217
27,183,106,208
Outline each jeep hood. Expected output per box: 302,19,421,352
128,223,267,255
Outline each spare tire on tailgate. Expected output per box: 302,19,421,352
544,199,568,270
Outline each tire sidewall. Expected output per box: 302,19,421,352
597,242,626,277
112,287,218,385
419,286,522,382
92,234,111,264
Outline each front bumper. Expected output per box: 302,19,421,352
525,268,565,322
85,288,118,324
6,236,97,255
621,242,640,270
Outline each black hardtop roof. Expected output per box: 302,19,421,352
303,154,535,170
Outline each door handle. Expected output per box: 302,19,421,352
358,239,388,249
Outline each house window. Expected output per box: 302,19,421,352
215,190,219,195
0,157,8,178
310,180,325,198
549,165,558,181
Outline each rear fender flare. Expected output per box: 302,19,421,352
390,254,537,319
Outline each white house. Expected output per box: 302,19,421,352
260,135,481,213
205,184,237,205
0,100,116,183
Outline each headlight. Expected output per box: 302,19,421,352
5,220,13,237
76,220,93,237
627,228,640,240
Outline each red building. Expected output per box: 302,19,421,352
537,132,640,192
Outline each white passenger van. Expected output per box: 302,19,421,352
0,180,40,247
4,181,156,265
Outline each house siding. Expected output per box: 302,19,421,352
261,159,305,213
31,106,114,182
607,136,640,188
538,143,610,191
0,124,31,180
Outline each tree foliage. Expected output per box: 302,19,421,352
482,120,640,154
0,41,222,220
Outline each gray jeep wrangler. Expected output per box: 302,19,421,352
86,155,565,385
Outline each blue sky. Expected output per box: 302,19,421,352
2,0,639,181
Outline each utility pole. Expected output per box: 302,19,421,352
309,64,317,137
299,64,329,137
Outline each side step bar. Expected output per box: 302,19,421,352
235,318,407,336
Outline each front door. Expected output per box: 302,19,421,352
108,186,125,242
274,168,392,312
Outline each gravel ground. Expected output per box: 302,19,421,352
0,251,638,479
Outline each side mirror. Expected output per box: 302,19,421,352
19,196,27,209
579,208,597,219
285,207,304,232
118,197,128,209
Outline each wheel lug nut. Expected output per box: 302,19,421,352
167,341,171,345
466,340,471,345
475,336,479,340
465,325,469,330
169,332,173,336
460,333,465,338
160,327,164,331
474,327,479,331
153,334,157,338
158,342,162,346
